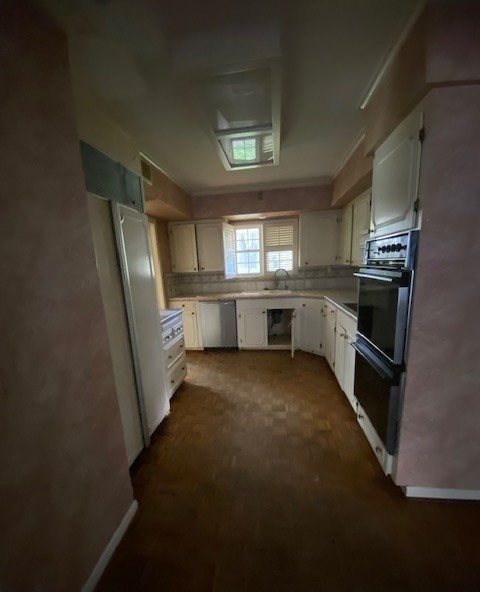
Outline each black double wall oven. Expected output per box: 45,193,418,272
353,230,418,455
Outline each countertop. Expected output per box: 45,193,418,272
169,289,358,320
159,308,183,324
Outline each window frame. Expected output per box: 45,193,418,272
233,223,264,277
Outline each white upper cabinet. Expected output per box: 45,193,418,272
169,220,234,274
169,223,198,273
351,190,371,266
370,105,423,237
340,204,353,265
196,221,224,272
298,210,340,267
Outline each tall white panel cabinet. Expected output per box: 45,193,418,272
112,203,169,438
298,210,340,267
370,105,423,237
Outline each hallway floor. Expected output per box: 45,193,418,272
97,351,480,591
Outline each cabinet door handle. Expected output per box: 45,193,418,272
375,446,382,454
181,367,186,371
170,379,175,384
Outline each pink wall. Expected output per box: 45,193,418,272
0,1,133,590
395,85,480,489
193,184,333,219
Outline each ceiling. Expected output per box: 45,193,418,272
40,0,422,195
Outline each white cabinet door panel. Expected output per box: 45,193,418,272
334,322,346,387
371,107,423,237
351,190,371,266
196,222,224,272
174,301,201,349
169,223,198,273
340,205,353,265
300,299,324,354
113,204,169,438
237,309,267,348
299,211,340,267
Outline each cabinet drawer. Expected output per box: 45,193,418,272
165,337,185,367
357,403,392,475
162,322,183,346
162,312,183,336
167,355,187,395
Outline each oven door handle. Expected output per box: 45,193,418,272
353,272,396,283
352,341,393,381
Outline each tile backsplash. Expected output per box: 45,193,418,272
166,266,357,298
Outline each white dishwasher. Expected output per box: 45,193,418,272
198,301,237,348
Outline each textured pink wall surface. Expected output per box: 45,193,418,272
427,2,480,84
395,85,480,489
0,1,134,590
193,184,333,219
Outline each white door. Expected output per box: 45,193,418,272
182,305,200,349
371,107,423,237
343,330,356,408
169,223,198,272
88,195,144,465
237,309,267,348
112,204,169,437
196,222,224,272
334,322,346,388
351,190,371,266
300,299,323,354
299,211,340,267
340,205,353,265
324,307,336,371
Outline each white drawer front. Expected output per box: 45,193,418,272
165,337,185,367
167,355,187,396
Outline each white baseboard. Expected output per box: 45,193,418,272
82,500,138,592
403,487,480,501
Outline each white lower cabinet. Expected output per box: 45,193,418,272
357,402,393,475
300,299,324,354
334,309,358,411
170,300,202,349
237,307,268,349
323,302,337,372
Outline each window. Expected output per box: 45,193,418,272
264,221,297,273
232,138,257,163
231,220,297,277
234,226,262,275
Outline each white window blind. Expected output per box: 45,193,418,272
264,221,297,272
223,225,236,279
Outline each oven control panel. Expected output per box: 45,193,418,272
364,230,418,268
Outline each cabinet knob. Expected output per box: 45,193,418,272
302,304,306,307
181,367,186,371
170,379,175,384
358,413,364,420
201,267,204,270
191,312,195,315
375,446,382,454
305,261,308,265
194,267,197,271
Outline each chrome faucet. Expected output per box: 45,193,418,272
273,268,291,290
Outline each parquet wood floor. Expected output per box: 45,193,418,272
97,350,480,591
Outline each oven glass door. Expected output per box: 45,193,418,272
353,340,401,454
356,269,410,365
